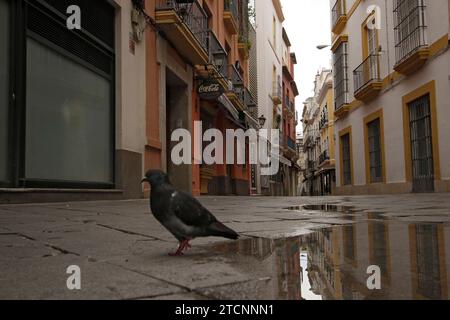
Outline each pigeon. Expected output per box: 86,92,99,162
141,170,239,256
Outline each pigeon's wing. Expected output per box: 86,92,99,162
170,191,217,227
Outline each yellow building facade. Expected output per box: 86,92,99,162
329,0,450,195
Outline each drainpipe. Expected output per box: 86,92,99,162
384,0,392,83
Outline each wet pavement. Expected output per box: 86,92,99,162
0,194,449,300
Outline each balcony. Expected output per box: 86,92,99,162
308,160,317,172
283,135,298,160
271,80,282,105
283,98,295,117
334,90,350,119
282,64,294,82
393,1,429,75
319,150,330,167
224,0,239,35
331,0,347,34
238,35,250,58
244,87,256,108
196,30,229,89
155,0,209,65
225,64,245,111
319,115,329,130
353,54,382,103
238,12,250,57
287,137,296,151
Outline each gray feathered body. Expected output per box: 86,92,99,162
150,182,239,242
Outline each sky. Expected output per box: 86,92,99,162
281,0,332,134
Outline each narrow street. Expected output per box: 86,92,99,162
1,195,449,300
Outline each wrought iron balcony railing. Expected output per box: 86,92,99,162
272,80,282,103
224,0,239,25
287,137,296,151
353,54,381,94
227,64,245,105
244,87,256,108
156,0,208,52
228,64,244,88
308,160,317,171
331,0,345,29
393,0,427,65
319,115,329,130
207,30,227,77
319,150,330,166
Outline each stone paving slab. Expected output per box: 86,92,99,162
1,194,450,299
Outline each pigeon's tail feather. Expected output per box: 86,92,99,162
207,222,239,240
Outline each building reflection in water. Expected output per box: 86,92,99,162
215,216,450,300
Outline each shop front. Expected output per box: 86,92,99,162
1,0,116,191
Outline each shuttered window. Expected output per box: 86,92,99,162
341,133,352,185
333,42,349,110
367,118,383,183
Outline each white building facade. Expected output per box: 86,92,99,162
254,0,286,195
330,0,450,195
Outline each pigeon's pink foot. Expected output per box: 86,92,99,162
168,240,190,257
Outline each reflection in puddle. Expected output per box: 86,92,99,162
215,217,450,300
286,204,355,213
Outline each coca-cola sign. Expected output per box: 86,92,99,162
197,80,223,101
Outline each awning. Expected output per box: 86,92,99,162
218,94,239,120
271,153,292,167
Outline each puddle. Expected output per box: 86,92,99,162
286,204,356,213
213,218,450,300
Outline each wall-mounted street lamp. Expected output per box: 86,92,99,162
316,45,331,50
212,51,226,72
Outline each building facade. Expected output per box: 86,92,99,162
149,0,257,197
254,0,300,196
302,70,336,196
301,217,450,299
316,70,336,196
302,97,319,196
330,0,450,195
281,28,300,196
296,134,307,196
254,0,284,196
0,0,300,203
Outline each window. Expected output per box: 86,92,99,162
415,224,442,299
331,0,345,29
369,217,389,279
12,0,116,188
203,3,213,30
0,0,9,182
25,38,113,184
367,118,383,183
333,42,349,110
366,24,377,56
393,0,427,63
343,224,356,261
341,133,352,185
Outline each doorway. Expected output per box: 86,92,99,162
408,94,434,193
165,68,190,193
